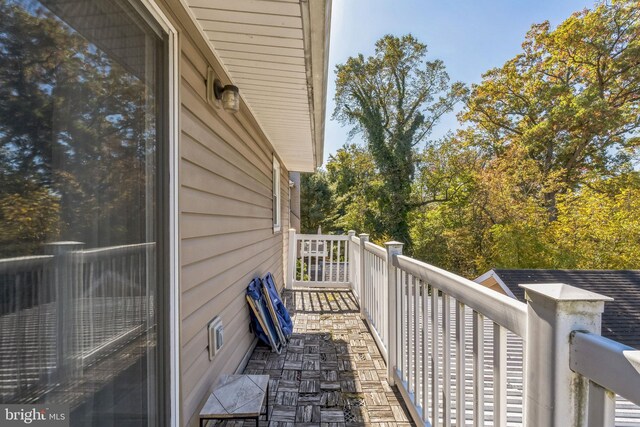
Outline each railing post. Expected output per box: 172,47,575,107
385,241,403,386
520,283,612,427
44,241,84,379
286,228,296,289
347,230,356,289
358,234,369,320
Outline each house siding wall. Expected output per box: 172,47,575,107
180,38,290,426
154,3,293,423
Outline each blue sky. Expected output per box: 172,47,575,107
322,0,595,165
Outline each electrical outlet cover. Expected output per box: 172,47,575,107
208,317,223,360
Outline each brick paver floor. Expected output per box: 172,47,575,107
226,289,415,427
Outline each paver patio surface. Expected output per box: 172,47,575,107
219,288,415,427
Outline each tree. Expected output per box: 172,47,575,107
461,0,640,216
333,34,467,248
0,0,156,254
546,175,640,269
324,144,384,238
300,171,334,233
410,135,487,276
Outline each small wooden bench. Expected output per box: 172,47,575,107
199,374,269,426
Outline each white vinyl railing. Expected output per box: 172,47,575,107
362,240,388,361
72,243,155,365
0,241,154,402
391,253,527,427
286,229,640,426
288,231,352,287
569,332,640,427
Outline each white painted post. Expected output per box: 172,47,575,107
347,231,356,290
286,229,296,289
521,283,612,427
358,234,369,320
385,241,403,387
44,241,84,379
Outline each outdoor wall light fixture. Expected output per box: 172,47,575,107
215,79,240,113
206,68,240,113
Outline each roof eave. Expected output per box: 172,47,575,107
301,0,332,171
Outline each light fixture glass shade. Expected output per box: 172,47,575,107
221,85,239,113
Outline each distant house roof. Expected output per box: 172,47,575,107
474,269,640,349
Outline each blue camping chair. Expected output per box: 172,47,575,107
246,277,282,353
261,273,293,339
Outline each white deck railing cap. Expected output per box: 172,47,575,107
520,283,614,302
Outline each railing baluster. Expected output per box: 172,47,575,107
402,270,408,383
321,239,326,283
432,286,440,427
344,239,349,283
379,256,383,340
379,256,382,330
383,255,387,346
366,252,370,319
380,257,384,337
316,239,321,281
88,261,95,352
443,294,451,427
456,301,466,427
369,253,374,323
328,239,333,283
408,274,414,394
422,280,429,422
587,381,616,427
365,252,370,319
372,253,375,321
493,322,507,427
373,256,382,337
336,240,342,282
396,267,401,380
414,276,419,401
473,311,485,427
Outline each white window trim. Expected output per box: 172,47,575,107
273,157,281,233
134,0,180,425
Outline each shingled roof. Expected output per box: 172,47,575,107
475,269,640,349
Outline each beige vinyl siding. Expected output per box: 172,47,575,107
177,28,290,427
478,276,509,296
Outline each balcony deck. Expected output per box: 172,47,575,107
239,289,415,426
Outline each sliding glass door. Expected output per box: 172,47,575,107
0,0,168,424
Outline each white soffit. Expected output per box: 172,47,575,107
184,0,331,172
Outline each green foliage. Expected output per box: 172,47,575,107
461,0,640,215
325,144,384,239
333,34,467,247
546,178,640,269
0,184,60,257
0,0,157,254
317,1,640,276
300,171,335,233
296,259,309,281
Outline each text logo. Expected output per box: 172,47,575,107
0,406,68,426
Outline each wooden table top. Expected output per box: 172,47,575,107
200,374,269,418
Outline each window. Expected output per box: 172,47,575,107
273,157,281,232
0,0,169,424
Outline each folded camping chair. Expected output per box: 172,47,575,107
246,277,283,353
261,273,293,340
